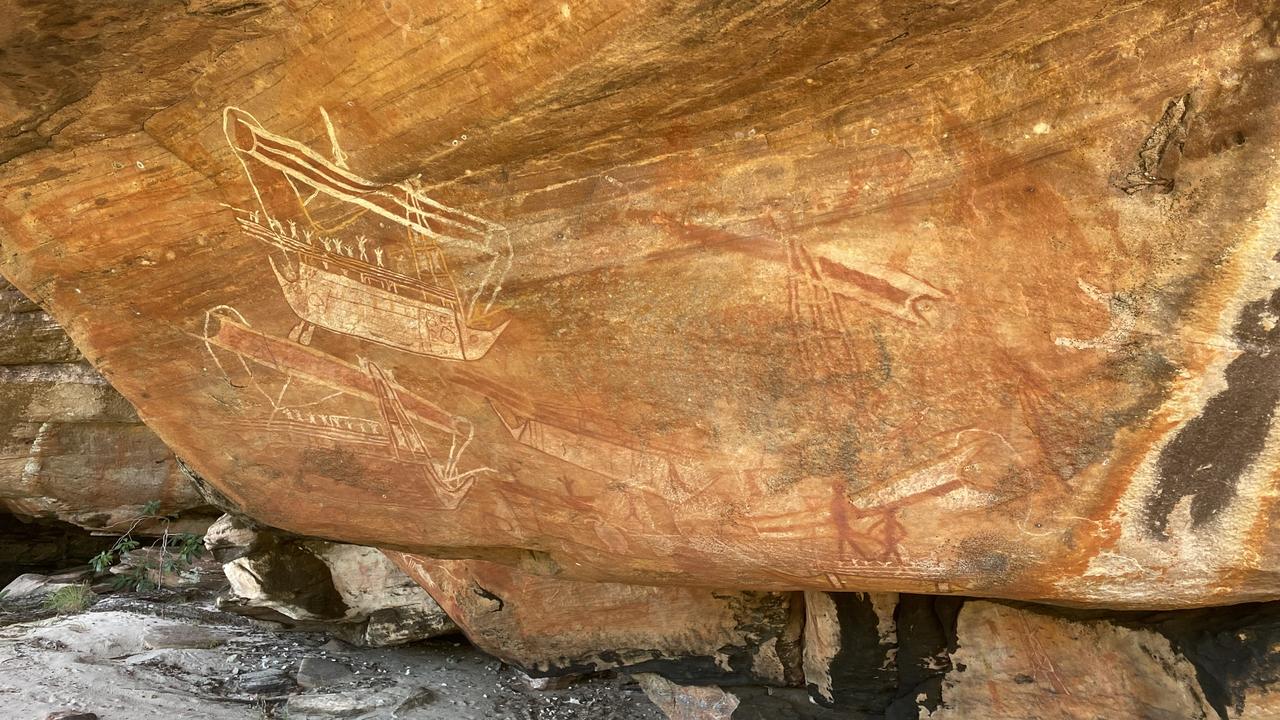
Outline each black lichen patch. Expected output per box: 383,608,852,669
884,595,963,719
1144,287,1280,539
805,593,961,719
1148,601,1280,720
1001,598,1280,720
807,592,897,711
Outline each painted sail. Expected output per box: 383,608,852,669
223,106,512,361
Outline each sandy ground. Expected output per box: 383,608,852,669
0,592,666,720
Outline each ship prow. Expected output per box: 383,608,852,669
462,319,510,361
487,397,531,440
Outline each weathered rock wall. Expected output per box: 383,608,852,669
0,277,212,533
9,277,1280,717
394,554,804,686
3,0,1279,608
394,560,1280,719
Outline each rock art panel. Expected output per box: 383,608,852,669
201,305,493,510
1,0,1279,606
221,107,512,362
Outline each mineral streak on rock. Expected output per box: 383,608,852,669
1,0,1280,607
1146,287,1280,539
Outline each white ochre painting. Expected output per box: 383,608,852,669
222,106,512,361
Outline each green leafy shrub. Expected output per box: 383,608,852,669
90,500,206,591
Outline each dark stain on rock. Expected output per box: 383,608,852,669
1115,94,1191,195
1067,332,1179,480
245,536,349,619
953,534,1028,591
1005,597,1280,720
884,595,962,719
472,583,506,612
1149,600,1280,720
1145,287,1280,539
807,592,897,711
805,593,961,718
177,455,245,517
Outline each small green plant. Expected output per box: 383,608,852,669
43,583,94,613
91,499,206,592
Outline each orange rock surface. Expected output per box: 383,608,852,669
2,0,1280,607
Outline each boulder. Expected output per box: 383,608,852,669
202,512,261,563
231,667,296,696
1,568,93,599
285,691,394,719
926,602,1216,720
393,555,803,685
208,515,458,645
295,657,354,689
2,0,1279,608
142,624,228,650
635,674,739,720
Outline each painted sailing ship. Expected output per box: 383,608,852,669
481,391,715,501
202,306,491,509
222,106,512,361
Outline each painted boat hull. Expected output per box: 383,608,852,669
273,259,506,360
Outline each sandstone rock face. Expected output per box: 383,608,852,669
395,554,803,684
928,602,1215,720
0,278,211,534
391,561,1280,718
3,0,1280,607
208,514,457,645
797,592,1280,720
